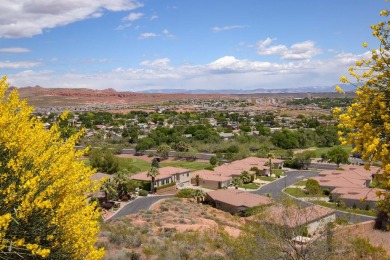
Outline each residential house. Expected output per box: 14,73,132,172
130,166,192,188
219,132,235,141
191,170,231,189
205,189,273,216
312,165,382,210
330,187,385,210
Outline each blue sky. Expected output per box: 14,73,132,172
0,0,387,91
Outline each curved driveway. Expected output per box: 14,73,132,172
108,195,172,221
251,170,319,198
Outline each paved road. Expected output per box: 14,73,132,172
309,163,338,170
108,195,172,221
252,170,319,198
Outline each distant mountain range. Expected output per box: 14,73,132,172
137,84,355,94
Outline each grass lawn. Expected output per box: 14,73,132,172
239,183,261,190
160,160,210,171
258,176,276,182
314,144,352,158
272,169,285,176
284,187,327,198
311,200,377,217
118,157,151,174
294,180,307,186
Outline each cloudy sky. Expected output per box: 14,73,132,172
0,0,387,91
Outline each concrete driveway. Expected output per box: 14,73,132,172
251,170,319,198
108,195,172,221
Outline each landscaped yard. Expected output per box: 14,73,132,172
284,187,327,198
160,160,210,171
118,157,151,174
314,144,352,158
293,180,307,186
311,200,377,217
257,176,276,182
238,183,261,190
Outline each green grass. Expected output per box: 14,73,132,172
118,157,151,174
257,176,276,182
311,200,377,217
314,144,352,158
160,160,210,171
294,180,307,186
239,183,261,190
272,169,285,176
284,187,327,198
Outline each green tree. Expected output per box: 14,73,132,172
101,178,117,202
327,146,349,168
157,144,171,159
151,157,160,168
306,178,322,195
0,77,104,259
90,148,119,174
192,189,206,203
231,177,243,189
113,170,129,199
209,156,218,166
240,170,252,184
147,166,160,194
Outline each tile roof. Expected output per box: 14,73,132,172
192,170,231,182
206,189,272,207
331,187,385,202
130,166,190,181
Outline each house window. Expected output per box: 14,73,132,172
161,180,165,185
187,173,189,177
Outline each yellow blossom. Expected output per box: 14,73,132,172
335,85,345,93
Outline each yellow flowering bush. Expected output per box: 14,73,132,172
336,8,390,221
0,76,104,258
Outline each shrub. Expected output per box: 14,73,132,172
138,189,149,196
305,179,322,195
176,188,196,198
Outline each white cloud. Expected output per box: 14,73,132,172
212,25,247,32
140,58,170,68
150,15,158,20
123,12,144,21
0,0,143,38
0,47,31,53
7,51,366,91
0,61,40,69
162,29,175,39
138,32,158,39
257,38,322,60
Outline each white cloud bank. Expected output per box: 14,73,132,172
257,37,322,60
0,0,143,38
7,51,371,91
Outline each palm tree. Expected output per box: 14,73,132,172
147,166,160,194
240,170,251,184
113,170,129,199
193,189,206,203
100,178,117,202
195,174,200,186
268,153,274,177
231,177,243,189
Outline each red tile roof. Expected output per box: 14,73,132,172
130,166,190,181
331,187,385,202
